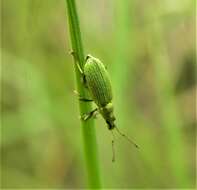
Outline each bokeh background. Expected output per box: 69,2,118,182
1,0,196,188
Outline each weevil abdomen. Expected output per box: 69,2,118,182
84,55,112,107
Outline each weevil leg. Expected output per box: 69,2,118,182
69,50,84,75
70,50,87,85
81,108,99,121
74,90,93,102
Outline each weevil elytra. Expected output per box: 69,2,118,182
72,53,139,161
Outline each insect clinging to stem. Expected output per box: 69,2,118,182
71,53,139,161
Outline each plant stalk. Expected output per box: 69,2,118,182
65,0,102,188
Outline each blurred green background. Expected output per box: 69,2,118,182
1,0,196,188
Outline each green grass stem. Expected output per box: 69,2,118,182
65,0,102,188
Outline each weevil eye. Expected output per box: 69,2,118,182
104,103,113,113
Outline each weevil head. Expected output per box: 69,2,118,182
100,102,116,130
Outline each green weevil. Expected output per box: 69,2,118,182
72,53,138,161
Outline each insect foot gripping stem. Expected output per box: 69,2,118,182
81,108,98,121
69,50,87,85
69,51,83,74
74,90,93,102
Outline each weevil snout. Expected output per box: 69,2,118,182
106,120,116,130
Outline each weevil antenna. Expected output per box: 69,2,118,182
115,127,139,149
111,130,115,162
